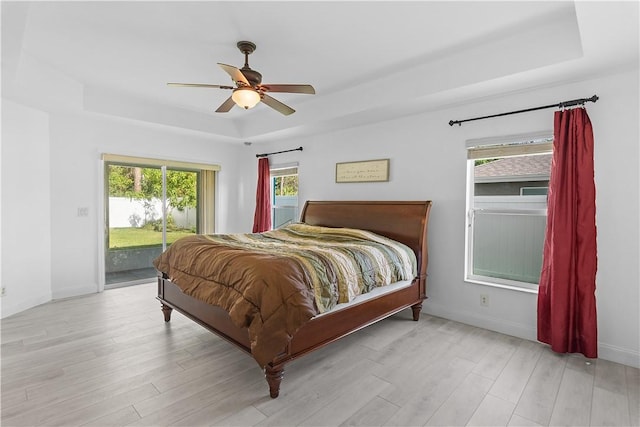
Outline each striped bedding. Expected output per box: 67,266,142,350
153,223,416,365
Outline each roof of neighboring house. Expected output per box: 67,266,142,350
475,153,551,180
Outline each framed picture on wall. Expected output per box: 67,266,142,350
335,158,389,183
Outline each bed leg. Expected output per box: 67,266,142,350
411,302,422,321
265,364,285,398
161,304,173,322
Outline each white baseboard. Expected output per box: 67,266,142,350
1,293,52,319
598,342,640,369
52,284,99,301
422,304,639,369
423,304,537,342
1,285,98,319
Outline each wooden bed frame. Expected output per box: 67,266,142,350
157,200,432,398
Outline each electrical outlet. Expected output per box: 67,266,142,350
0,287,5,297
480,294,489,307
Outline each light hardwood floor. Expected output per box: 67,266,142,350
1,282,638,426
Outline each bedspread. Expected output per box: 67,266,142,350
153,223,416,366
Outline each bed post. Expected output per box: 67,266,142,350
411,302,422,321
265,363,285,398
161,304,173,322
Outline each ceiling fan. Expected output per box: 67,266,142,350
167,41,315,116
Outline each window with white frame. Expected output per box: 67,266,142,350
465,132,553,292
270,164,298,229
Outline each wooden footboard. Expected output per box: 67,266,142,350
157,274,423,397
156,200,431,398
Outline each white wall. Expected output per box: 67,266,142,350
1,100,53,317
248,68,640,368
46,112,243,299
1,100,246,313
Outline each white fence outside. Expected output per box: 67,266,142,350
108,197,196,229
471,195,547,284
273,195,299,228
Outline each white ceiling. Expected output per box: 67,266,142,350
2,1,638,143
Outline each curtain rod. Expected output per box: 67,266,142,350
256,146,303,158
448,95,599,127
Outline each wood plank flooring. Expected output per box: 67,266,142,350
2,282,638,426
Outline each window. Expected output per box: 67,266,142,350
270,164,298,229
465,132,553,292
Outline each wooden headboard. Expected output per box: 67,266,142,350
300,200,432,279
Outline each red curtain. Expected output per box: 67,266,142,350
252,157,271,233
537,107,598,358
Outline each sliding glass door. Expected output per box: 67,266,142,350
103,155,217,287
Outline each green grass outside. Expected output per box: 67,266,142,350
109,227,195,249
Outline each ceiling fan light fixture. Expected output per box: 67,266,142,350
232,87,261,109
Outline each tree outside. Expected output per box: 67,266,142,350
108,165,197,211
273,174,298,196
108,165,197,249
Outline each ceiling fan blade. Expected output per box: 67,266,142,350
261,94,295,116
215,96,236,113
218,63,249,86
260,84,315,94
167,82,234,89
